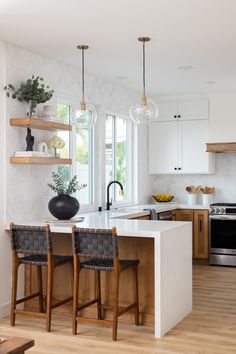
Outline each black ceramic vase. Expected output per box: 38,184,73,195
48,194,80,220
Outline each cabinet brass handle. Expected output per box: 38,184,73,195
200,220,203,232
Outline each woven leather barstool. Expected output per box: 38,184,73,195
10,223,73,332
72,226,139,341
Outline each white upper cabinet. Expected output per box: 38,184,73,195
157,99,209,121
149,98,214,174
180,120,213,173
178,99,208,120
157,102,178,121
149,121,179,174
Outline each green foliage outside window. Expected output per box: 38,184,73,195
116,141,126,187
56,103,70,182
76,126,89,164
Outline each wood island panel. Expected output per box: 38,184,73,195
25,233,155,325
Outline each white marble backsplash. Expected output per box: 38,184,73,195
150,153,236,205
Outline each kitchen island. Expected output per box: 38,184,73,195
11,206,192,338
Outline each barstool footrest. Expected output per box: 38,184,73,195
118,303,137,317
77,298,100,312
14,309,46,318
51,296,73,309
75,316,113,327
16,292,40,305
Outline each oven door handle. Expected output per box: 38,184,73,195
209,215,236,220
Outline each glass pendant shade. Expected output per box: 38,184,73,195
74,103,97,129
75,44,97,128
130,36,158,124
130,97,158,124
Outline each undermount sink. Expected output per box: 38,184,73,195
111,207,144,213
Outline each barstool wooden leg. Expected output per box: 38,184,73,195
37,265,44,313
10,252,18,327
112,268,119,341
96,270,102,320
46,255,54,332
72,255,79,335
133,265,139,325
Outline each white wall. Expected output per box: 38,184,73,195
0,41,12,318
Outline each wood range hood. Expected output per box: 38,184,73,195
206,142,236,153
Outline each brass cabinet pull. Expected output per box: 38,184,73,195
199,219,203,232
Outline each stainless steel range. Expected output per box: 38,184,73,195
209,203,236,266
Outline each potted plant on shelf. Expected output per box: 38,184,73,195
4,75,54,117
47,172,87,220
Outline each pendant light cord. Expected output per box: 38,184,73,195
82,48,85,104
143,41,146,98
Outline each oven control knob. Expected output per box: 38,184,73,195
210,207,215,214
221,208,225,214
215,208,220,213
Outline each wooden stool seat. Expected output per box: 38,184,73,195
80,258,140,271
18,254,73,266
72,226,140,341
10,223,73,332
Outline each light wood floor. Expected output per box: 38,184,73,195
1,265,236,354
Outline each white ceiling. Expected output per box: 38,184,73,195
1,0,236,96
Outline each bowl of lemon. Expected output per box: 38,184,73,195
152,194,174,203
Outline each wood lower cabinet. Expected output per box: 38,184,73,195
172,209,209,259
172,209,194,222
193,210,209,259
132,215,150,220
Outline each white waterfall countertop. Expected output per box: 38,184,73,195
8,202,207,234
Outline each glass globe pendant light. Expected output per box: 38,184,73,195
130,37,158,124
74,45,97,128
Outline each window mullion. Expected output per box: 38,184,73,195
112,116,116,201
89,126,94,204
70,105,76,179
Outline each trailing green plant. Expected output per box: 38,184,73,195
47,172,86,196
4,75,54,116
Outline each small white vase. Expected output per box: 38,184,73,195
187,194,197,205
202,194,212,206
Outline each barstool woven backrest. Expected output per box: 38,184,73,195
72,227,118,259
10,224,52,255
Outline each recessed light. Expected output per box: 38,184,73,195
202,80,216,85
115,76,128,80
178,66,194,71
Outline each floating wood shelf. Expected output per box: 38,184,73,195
206,142,236,153
10,117,72,131
10,157,72,165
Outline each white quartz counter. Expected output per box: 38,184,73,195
7,202,207,234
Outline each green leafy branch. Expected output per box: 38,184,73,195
4,75,54,104
47,172,87,196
